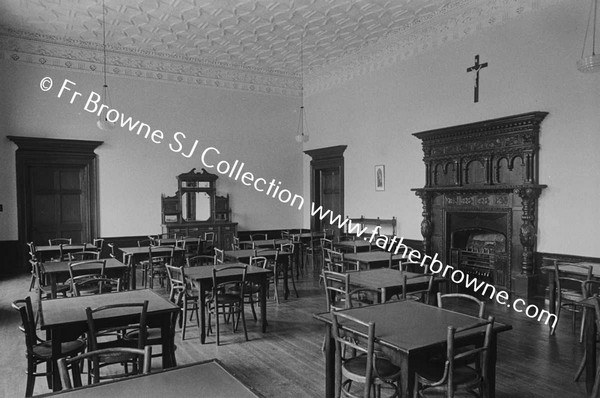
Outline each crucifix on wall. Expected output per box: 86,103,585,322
466,54,488,103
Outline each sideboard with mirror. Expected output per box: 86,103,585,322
161,168,237,250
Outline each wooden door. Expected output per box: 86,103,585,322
29,165,88,244
8,137,102,253
305,146,347,235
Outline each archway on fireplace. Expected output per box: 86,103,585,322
446,211,512,292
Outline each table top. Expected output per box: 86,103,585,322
40,289,178,329
36,243,97,253
158,237,204,245
224,249,289,259
38,360,263,397
239,239,290,247
119,246,185,255
347,268,429,290
335,240,372,248
541,262,600,277
42,258,127,275
344,251,405,264
185,263,272,282
314,300,511,354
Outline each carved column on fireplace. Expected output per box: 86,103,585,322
514,187,543,276
412,112,548,299
416,190,435,255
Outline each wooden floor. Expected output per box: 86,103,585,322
0,268,590,397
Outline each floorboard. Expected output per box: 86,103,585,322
0,269,589,397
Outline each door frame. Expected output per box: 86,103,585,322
8,136,103,249
304,145,347,232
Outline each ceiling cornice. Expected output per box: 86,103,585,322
0,0,562,97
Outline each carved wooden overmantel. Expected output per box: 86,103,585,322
411,112,548,298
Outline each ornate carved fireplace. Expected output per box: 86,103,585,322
412,112,548,298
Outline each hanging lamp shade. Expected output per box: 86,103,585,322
578,0,600,72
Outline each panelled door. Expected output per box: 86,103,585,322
29,164,88,245
9,136,102,252
305,145,347,236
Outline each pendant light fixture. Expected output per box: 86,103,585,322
577,0,600,72
97,0,115,130
295,34,309,143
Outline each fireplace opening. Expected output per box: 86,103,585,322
448,212,511,292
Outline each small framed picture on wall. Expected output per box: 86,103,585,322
375,165,385,191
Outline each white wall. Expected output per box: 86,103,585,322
0,62,304,239
303,0,600,257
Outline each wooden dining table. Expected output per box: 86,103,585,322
334,239,372,253
41,257,128,298
37,359,264,397
118,246,185,289
224,248,294,300
39,289,179,392
185,263,273,344
35,243,98,261
343,251,406,270
314,300,511,398
347,268,434,303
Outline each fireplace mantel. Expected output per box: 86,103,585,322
412,112,548,298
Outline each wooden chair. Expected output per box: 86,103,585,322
250,233,268,241
203,231,216,254
68,250,100,261
323,270,350,311
67,260,107,296
214,248,225,264
402,273,434,304
143,246,174,289
331,310,402,398
165,264,200,340
574,281,600,382
12,296,86,396
280,242,299,298
72,276,120,296
109,242,133,289
187,255,215,267
32,259,70,305
48,238,72,246
349,287,380,308
243,256,268,320
437,293,486,319
57,347,152,389
551,260,592,336
413,316,495,398
183,237,203,259
27,242,38,291
85,301,149,384
206,265,249,345
92,238,104,252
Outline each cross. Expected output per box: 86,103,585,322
466,54,488,103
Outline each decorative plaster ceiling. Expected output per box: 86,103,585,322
0,0,559,96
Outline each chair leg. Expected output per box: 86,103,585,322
290,267,299,298
574,350,586,381
182,297,188,340
29,274,36,292
248,292,258,321
25,358,36,397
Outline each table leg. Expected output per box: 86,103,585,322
586,306,596,395
261,277,268,332
488,333,499,398
200,284,207,344
50,328,62,391
283,256,290,300
49,274,58,299
160,313,176,368
547,272,556,328
324,324,335,398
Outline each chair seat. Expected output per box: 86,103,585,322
560,289,584,304
343,354,401,379
416,361,481,386
32,339,86,360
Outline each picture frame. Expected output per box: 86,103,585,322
375,165,385,191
